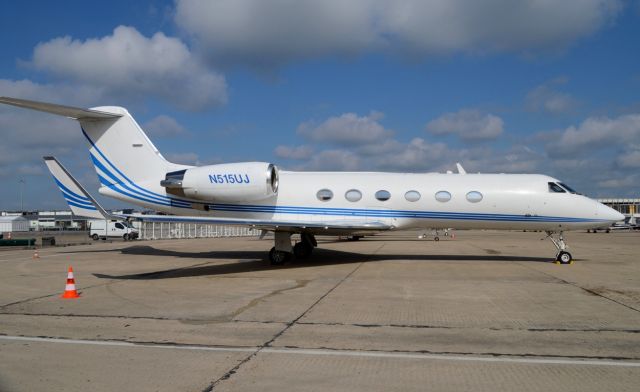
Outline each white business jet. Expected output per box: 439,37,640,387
0,97,623,265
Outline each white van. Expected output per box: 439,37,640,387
89,220,139,241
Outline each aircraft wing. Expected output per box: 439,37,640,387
43,156,121,220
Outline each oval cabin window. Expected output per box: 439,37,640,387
375,190,391,201
316,189,333,202
435,191,451,202
466,191,483,203
404,190,421,202
345,189,362,202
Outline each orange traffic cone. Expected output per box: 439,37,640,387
33,249,40,259
61,266,80,299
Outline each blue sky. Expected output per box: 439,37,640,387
1,0,639,210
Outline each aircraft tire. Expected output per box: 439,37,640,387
434,236,439,242
269,247,291,265
293,242,313,259
557,251,572,264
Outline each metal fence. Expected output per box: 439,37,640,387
138,222,259,240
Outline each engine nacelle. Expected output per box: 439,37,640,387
162,162,279,203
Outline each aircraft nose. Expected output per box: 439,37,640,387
596,203,624,223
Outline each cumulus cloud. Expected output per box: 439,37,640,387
164,152,200,166
30,26,227,110
526,78,578,114
548,113,640,156
297,111,392,146
616,147,640,168
426,109,504,141
175,0,621,69
143,115,187,138
274,145,314,160
302,149,362,171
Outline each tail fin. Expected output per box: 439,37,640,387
43,156,110,220
1,97,189,198
79,105,182,188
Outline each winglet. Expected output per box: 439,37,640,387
456,162,467,174
43,156,115,219
0,97,121,120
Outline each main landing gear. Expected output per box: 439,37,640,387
269,232,317,265
545,231,573,264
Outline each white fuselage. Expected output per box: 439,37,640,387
99,171,621,232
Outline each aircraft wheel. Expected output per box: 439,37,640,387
293,242,313,259
269,247,291,265
92,234,99,241
557,251,572,265
434,236,439,242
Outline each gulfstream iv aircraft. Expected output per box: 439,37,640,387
0,97,624,265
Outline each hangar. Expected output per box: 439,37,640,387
0,215,29,232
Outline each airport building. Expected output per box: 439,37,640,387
0,215,30,232
597,198,640,223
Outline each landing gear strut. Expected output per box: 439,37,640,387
545,231,573,264
269,232,316,265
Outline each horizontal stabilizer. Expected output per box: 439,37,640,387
0,97,121,120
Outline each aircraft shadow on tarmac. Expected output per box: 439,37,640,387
79,245,553,280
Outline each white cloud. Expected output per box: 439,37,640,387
301,149,362,171
297,111,392,146
175,0,380,69
30,26,227,110
142,115,186,138
616,148,640,168
274,145,314,160
548,113,640,156
175,0,622,69
597,176,638,188
526,78,578,114
426,109,504,141
164,152,200,166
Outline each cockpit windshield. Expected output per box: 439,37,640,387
558,183,579,194
548,182,566,193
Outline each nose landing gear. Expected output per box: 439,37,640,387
545,231,573,264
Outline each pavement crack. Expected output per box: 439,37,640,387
274,344,640,362
203,243,385,391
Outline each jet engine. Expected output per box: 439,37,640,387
161,162,279,203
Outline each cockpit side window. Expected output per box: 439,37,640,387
548,182,566,193
558,182,578,194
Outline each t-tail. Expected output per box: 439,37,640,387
1,96,192,209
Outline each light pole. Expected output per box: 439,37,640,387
18,178,25,212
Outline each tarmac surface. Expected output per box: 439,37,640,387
0,230,639,391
